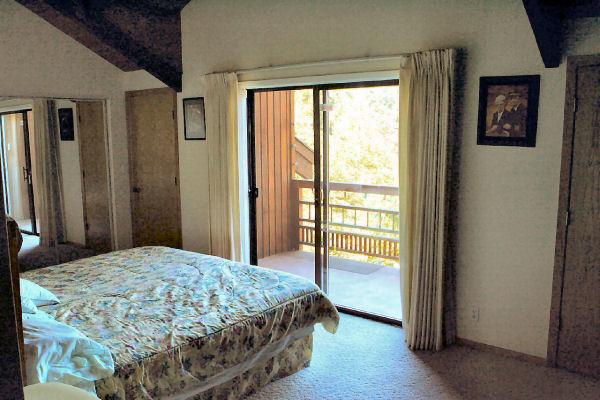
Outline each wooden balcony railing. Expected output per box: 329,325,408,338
293,179,400,261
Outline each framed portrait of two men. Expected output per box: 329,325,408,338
477,75,540,147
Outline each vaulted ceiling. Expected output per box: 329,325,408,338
523,0,600,68
14,0,600,87
16,0,192,91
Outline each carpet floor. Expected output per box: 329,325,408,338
248,313,600,400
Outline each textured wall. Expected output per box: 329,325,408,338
0,0,132,250
179,0,578,357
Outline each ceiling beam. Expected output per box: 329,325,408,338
522,0,564,68
538,0,600,19
16,0,183,91
15,0,140,71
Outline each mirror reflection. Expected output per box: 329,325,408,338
1,97,114,390
0,98,113,272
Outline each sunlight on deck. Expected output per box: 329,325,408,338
259,250,402,320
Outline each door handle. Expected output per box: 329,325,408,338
249,187,259,198
133,186,141,193
22,167,28,181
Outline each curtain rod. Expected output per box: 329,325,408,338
233,53,410,75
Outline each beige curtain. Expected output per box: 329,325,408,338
399,49,457,351
203,73,243,261
33,99,66,247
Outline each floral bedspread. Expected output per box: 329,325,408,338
22,246,339,399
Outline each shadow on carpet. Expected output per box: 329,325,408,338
247,314,600,400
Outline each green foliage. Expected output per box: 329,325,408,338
293,86,400,266
294,89,314,149
294,87,399,188
327,87,399,187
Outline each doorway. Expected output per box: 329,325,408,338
0,109,38,235
548,55,600,378
126,88,182,249
247,81,402,322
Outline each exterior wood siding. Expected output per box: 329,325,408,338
254,90,298,259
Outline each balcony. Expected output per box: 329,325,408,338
252,88,401,320
257,178,402,320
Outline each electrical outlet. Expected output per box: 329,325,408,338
470,307,479,322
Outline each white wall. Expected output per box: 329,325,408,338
177,77,211,254
8,0,597,359
122,70,167,92
55,100,85,245
0,0,132,249
179,0,592,357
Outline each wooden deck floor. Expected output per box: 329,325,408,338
259,250,402,320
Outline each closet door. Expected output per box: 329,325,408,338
550,57,600,377
126,88,182,249
77,101,112,253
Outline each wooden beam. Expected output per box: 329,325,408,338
15,0,183,91
539,0,600,19
15,0,139,70
522,0,564,68
110,0,193,18
565,4,600,19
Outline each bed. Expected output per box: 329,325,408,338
21,246,339,399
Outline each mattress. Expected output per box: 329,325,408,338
22,246,339,399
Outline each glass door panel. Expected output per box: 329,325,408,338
323,85,402,319
251,89,317,283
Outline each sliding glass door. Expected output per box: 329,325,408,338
248,80,401,322
319,84,401,320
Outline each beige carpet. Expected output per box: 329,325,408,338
248,313,600,400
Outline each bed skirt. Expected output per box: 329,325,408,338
96,332,313,400
192,333,312,400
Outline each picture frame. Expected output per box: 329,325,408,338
58,108,75,141
477,75,540,147
183,97,206,140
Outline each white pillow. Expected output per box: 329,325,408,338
22,309,54,321
21,296,38,314
20,279,60,307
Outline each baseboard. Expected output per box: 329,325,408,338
456,337,546,366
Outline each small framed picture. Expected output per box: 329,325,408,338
477,75,540,147
183,97,206,140
58,108,75,141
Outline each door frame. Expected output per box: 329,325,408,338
125,87,182,249
77,100,115,252
246,79,401,325
0,109,38,236
20,110,37,236
547,54,600,366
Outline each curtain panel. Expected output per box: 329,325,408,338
399,48,457,351
203,73,243,261
33,99,66,247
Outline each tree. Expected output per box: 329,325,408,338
293,86,400,265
